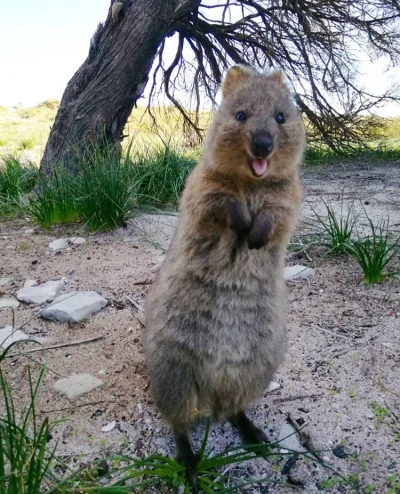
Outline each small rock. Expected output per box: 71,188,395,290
101,421,116,432
0,297,20,309
68,237,86,246
98,369,106,375
0,278,13,287
278,423,304,453
16,279,66,305
49,238,69,251
151,254,166,273
267,381,281,392
366,411,375,420
24,228,34,234
24,279,38,288
0,326,28,349
53,373,104,401
332,444,349,459
284,265,315,280
40,291,107,323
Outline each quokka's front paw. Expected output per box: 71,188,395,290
228,201,252,237
247,213,275,249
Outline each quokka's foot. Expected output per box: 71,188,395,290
230,410,270,458
174,431,200,493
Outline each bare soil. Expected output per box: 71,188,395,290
0,161,399,493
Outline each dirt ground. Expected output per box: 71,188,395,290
0,161,399,493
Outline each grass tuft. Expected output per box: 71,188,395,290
130,143,196,209
0,343,57,493
311,197,357,256
0,155,37,220
29,168,79,228
73,145,135,232
347,218,400,284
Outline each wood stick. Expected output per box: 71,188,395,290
5,336,104,358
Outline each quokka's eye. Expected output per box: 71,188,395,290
275,112,285,124
235,111,247,122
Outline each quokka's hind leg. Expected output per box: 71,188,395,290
174,427,200,494
230,410,269,456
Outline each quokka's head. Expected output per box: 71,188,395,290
208,65,305,180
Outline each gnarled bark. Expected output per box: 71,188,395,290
40,0,201,175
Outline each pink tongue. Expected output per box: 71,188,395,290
252,158,268,176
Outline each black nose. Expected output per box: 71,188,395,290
252,133,273,157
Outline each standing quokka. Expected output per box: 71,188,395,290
144,64,305,492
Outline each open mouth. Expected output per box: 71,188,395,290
249,157,268,177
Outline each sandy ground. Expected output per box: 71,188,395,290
0,161,399,493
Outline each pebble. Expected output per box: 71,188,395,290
0,326,28,349
284,265,315,280
40,290,107,323
53,373,104,401
48,238,69,251
267,381,281,392
24,228,34,234
24,279,38,288
0,297,20,309
101,421,116,432
151,254,166,273
278,423,304,453
68,237,86,246
16,279,66,305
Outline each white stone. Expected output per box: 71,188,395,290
267,381,281,392
284,265,315,280
68,237,86,246
40,291,107,323
53,373,104,401
24,279,38,288
0,326,28,349
0,297,20,309
16,279,66,305
278,423,304,453
151,254,166,273
24,228,34,234
49,238,69,251
101,421,116,432
0,278,13,287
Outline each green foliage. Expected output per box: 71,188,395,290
0,156,37,198
130,143,196,209
29,168,79,228
0,156,37,220
311,198,358,256
387,474,400,493
347,219,400,284
26,142,195,231
0,344,57,494
73,145,135,232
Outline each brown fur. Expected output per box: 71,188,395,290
144,65,305,467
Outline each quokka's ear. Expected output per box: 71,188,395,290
265,69,286,85
222,65,255,98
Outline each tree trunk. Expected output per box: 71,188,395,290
40,0,199,175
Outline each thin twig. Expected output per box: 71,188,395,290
5,336,105,358
273,393,323,404
40,400,116,414
125,295,145,312
313,326,354,341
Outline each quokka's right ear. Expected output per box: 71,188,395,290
222,65,255,99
